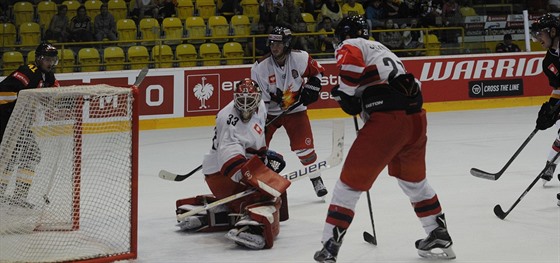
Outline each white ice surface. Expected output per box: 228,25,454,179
136,106,560,263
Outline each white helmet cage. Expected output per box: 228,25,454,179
234,78,262,122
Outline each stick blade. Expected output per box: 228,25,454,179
470,168,499,180
158,170,178,181
493,205,507,220
363,231,377,245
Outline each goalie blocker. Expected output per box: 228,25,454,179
175,156,290,249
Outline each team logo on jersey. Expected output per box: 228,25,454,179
548,63,558,75
254,123,263,135
12,72,30,86
291,70,299,79
269,75,276,84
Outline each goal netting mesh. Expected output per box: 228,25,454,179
0,84,138,263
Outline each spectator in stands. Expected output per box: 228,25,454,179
419,0,443,27
276,0,302,31
293,19,316,52
378,19,403,51
342,0,365,17
402,18,425,56
384,0,400,19
94,4,117,41
398,0,420,18
442,0,461,25
131,0,159,24
45,5,69,43
158,0,177,21
259,0,280,33
246,22,270,56
69,6,94,43
303,0,323,14
495,34,521,53
459,0,477,17
549,0,560,12
366,0,387,30
321,0,343,27
219,0,243,22
317,16,336,53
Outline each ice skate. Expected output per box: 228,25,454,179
225,215,265,249
311,177,328,197
415,214,456,260
313,238,341,263
541,161,556,186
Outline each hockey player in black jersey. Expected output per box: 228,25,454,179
0,42,60,208
531,14,560,204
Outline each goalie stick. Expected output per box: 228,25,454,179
176,120,345,221
470,129,538,181
493,150,560,220
158,101,304,182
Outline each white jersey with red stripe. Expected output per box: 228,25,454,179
202,100,268,181
335,38,409,97
250,50,325,115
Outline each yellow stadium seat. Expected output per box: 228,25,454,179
117,19,138,46
230,15,250,43
127,45,150,69
0,23,17,49
78,48,101,72
2,51,24,76
152,44,174,68
199,43,221,66
31,49,76,73
108,0,129,21
196,0,216,20
184,16,207,44
162,17,184,45
37,1,58,30
103,46,125,71
222,42,244,65
85,0,103,20
175,43,197,67
19,22,41,51
207,16,229,43
62,0,82,20
424,33,441,56
176,0,195,21
301,13,316,32
13,2,34,27
240,0,259,21
139,18,160,46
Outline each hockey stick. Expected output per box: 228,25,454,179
133,67,149,88
353,116,378,246
470,129,538,180
493,150,560,220
159,101,304,182
176,120,345,221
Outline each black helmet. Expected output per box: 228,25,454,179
35,42,58,57
335,15,369,42
530,13,560,38
267,27,293,50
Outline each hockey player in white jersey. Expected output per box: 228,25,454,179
175,78,291,250
313,16,455,262
251,26,328,198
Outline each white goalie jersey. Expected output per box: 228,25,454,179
202,100,268,181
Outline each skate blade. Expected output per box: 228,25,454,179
418,246,456,260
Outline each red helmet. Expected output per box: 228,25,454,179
234,78,262,122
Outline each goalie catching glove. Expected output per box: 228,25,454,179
299,76,322,106
240,156,291,198
536,101,560,130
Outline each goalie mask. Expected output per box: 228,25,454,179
35,42,59,73
234,78,262,123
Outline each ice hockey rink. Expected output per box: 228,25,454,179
136,105,559,263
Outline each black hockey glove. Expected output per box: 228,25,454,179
331,85,362,115
300,76,322,106
269,88,283,105
265,150,286,173
536,102,560,130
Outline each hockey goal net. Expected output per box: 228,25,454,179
0,84,138,263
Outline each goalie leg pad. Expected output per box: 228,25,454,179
226,198,282,249
241,156,291,198
176,196,232,232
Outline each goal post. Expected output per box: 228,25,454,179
0,84,138,263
